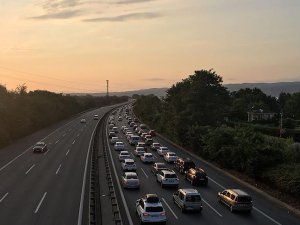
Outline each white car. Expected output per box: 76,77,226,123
110,137,119,145
121,172,140,189
156,169,179,188
114,142,125,151
125,131,133,139
80,119,86,123
119,151,130,161
164,152,178,163
136,194,166,224
151,142,161,151
157,147,169,156
134,147,145,157
112,126,118,133
140,153,155,163
93,115,99,120
122,159,137,171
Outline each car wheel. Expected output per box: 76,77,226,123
190,179,194,185
181,205,186,213
161,182,164,188
230,205,234,213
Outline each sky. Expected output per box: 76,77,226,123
0,0,300,93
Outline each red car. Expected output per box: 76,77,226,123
149,130,156,137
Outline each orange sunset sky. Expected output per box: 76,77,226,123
1,0,300,93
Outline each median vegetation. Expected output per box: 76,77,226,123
133,69,300,204
0,84,128,148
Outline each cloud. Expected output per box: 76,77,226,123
115,0,156,4
29,9,83,20
142,78,167,82
83,12,160,22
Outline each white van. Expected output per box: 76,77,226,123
129,135,140,146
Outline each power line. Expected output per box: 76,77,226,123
0,73,105,93
0,65,101,88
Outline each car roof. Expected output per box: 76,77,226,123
161,169,175,174
154,162,166,166
143,153,153,156
229,189,250,196
167,152,176,154
124,159,134,162
36,142,45,145
179,188,200,195
124,172,137,176
115,142,124,144
120,151,129,154
136,147,145,150
152,142,160,145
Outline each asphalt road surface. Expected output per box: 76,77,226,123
0,105,117,225
106,108,300,225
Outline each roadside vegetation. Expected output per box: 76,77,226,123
133,69,300,203
0,84,128,148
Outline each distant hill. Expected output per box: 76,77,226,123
70,88,168,97
70,81,300,97
225,81,300,97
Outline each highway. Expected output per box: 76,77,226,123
106,108,300,225
0,105,116,225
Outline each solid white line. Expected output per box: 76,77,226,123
162,198,178,220
106,125,134,225
25,164,35,175
44,149,50,155
254,207,282,225
62,133,66,137
72,140,76,145
202,198,223,217
208,177,226,189
34,192,47,214
140,168,149,178
77,120,99,225
55,140,60,144
0,193,9,203
56,164,62,175
0,115,79,172
66,149,70,156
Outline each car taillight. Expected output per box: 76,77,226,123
143,213,150,217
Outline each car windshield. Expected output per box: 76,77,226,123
185,195,201,202
161,147,168,151
165,174,177,178
126,175,137,179
126,162,134,165
36,143,44,146
145,155,152,158
169,153,176,156
157,164,165,168
145,207,163,212
237,196,252,203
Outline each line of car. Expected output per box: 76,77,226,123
108,106,254,224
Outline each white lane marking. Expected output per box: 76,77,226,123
202,198,223,217
62,133,66,137
0,115,80,172
140,168,149,178
162,198,178,220
208,177,225,189
34,192,47,214
77,134,80,137
131,153,135,158
254,207,282,225
48,142,52,145
56,164,62,175
77,119,100,225
0,193,9,203
72,140,76,145
55,140,60,144
25,164,35,175
66,149,70,156
106,125,134,225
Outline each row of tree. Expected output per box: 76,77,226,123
133,69,300,199
0,84,128,148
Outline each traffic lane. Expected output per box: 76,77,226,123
36,120,99,225
116,119,289,225
0,119,91,225
0,110,104,225
154,135,299,225
111,126,224,225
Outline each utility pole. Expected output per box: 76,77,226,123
280,110,283,138
106,80,109,98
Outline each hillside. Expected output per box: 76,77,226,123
70,81,300,97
